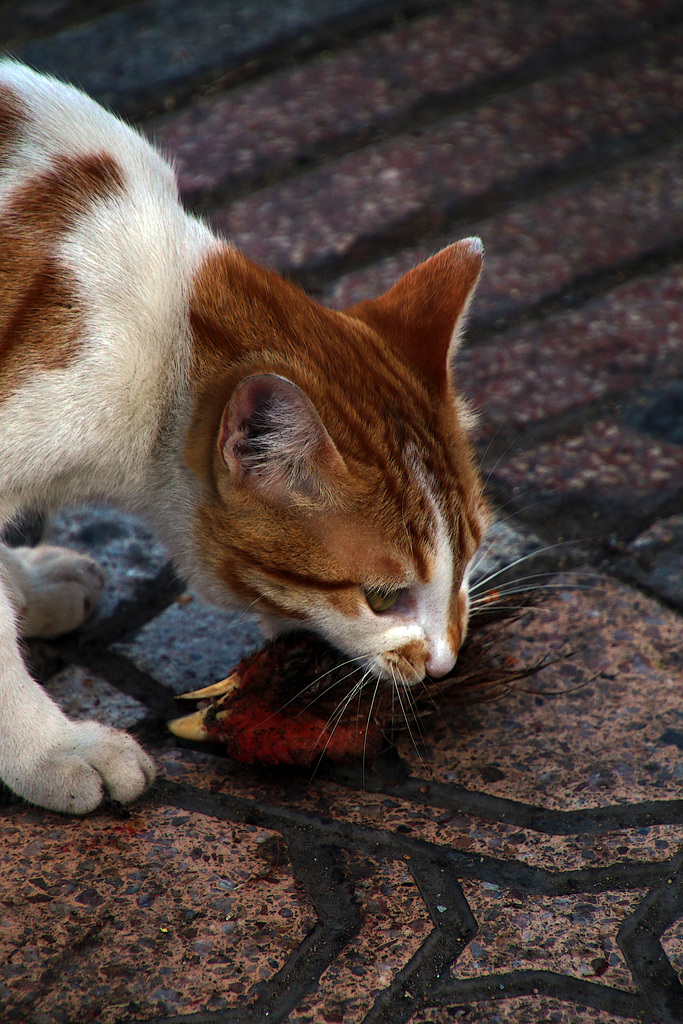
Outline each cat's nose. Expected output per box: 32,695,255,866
425,641,456,679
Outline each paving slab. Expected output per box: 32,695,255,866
1,0,682,1022
148,0,673,202
457,265,683,437
0,1,128,47
210,27,683,274
157,746,683,874
491,420,683,509
286,855,430,1024
137,577,683,1022
413,1004,622,1024
392,578,683,809
5,577,683,1023
0,807,312,1022
324,143,683,325
452,881,643,990
663,919,683,986
47,664,149,729
610,515,683,613
13,0,437,117
113,593,262,696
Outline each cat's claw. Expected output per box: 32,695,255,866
13,721,156,814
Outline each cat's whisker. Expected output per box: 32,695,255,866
465,417,519,516
469,493,558,575
398,659,445,728
470,566,608,602
308,689,363,773
361,672,382,790
389,672,397,746
269,656,366,718
468,573,609,623
400,674,434,777
390,655,447,733
353,671,367,750
396,667,424,732
470,582,598,606
294,660,366,710
391,664,431,778
469,577,599,607
228,655,366,739
473,418,507,478
402,667,434,733
469,600,532,615
414,672,448,725
306,669,376,783
472,428,528,511
316,670,370,738
232,594,268,627
469,538,588,594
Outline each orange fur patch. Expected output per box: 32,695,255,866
186,245,487,632
0,139,125,400
391,638,430,679
348,242,482,391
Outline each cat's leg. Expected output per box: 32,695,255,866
0,551,155,813
1,543,105,639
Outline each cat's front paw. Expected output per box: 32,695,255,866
17,545,105,638
16,721,156,814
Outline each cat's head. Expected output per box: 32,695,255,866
186,238,488,684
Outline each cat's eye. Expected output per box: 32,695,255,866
364,588,403,613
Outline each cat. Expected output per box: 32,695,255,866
0,60,488,814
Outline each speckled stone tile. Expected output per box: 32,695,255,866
612,515,683,612
412,999,630,1022
211,29,683,272
287,856,430,1024
325,799,683,874
456,265,683,435
0,806,312,1023
149,0,667,200
392,576,683,810
156,748,683,874
113,592,262,694
15,0,401,115
47,665,148,729
490,421,683,500
454,881,643,991
324,143,683,315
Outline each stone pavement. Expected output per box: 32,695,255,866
2,0,683,1021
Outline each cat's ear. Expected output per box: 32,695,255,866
347,238,483,390
219,374,347,507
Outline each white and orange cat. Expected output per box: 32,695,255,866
0,60,488,814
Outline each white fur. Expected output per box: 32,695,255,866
0,551,155,812
2,544,105,638
0,62,215,812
